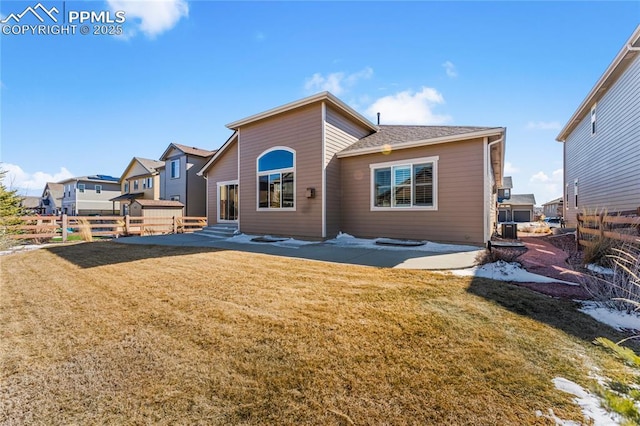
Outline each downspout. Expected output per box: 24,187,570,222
485,138,503,245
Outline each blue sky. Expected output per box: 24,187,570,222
1,1,638,205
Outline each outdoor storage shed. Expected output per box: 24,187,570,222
129,199,184,234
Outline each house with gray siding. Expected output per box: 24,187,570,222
542,197,563,218
557,25,640,226
199,92,506,245
158,143,215,217
112,157,164,215
39,182,63,215
498,194,536,223
58,175,121,216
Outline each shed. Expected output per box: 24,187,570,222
130,199,184,217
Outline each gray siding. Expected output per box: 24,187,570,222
206,140,239,224
185,155,209,217
163,156,187,205
564,54,640,226
238,104,324,239
324,105,373,238
340,138,486,245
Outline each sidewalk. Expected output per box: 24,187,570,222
114,233,483,270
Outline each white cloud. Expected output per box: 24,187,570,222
1,163,73,196
442,61,457,78
106,0,188,38
365,87,452,125
304,67,373,96
529,168,563,204
526,121,562,131
504,161,519,174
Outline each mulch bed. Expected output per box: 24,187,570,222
491,232,591,300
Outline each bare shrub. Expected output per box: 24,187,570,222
582,237,618,267
77,218,93,242
476,247,525,265
581,242,640,313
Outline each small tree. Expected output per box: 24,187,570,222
0,168,26,247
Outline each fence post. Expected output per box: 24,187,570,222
125,215,130,235
172,216,177,234
598,212,605,240
61,214,68,243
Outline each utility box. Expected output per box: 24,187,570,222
502,223,518,240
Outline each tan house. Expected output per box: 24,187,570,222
158,143,215,217
112,157,164,215
557,25,640,226
199,92,505,245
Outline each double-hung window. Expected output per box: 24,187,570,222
257,148,295,210
77,184,85,193
371,157,438,210
170,160,180,179
95,185,102,194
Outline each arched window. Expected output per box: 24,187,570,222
257,148,295,209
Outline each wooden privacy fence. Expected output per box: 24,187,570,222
3,215,207,242
576,212,640,248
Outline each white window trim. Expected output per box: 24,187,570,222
369,156,439,211
574,179,579,209
255,146,296,211
95,185,102,194
590,104,597,136
217,180,239,223
170,159,180,179
77,183,85,193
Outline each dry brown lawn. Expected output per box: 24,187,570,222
0,242,634,425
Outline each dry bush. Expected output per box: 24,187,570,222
76,218,93,242
581,242,640,313
476,247,525,265
582,237,618,267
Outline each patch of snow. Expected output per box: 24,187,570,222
450,260,579,285
327,232,479,253
586,264,615,276
552,377,622,425
0,244,53,256
226,233,315,249
535,408,580,425
578,302,640,331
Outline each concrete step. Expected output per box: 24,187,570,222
195,224,238,239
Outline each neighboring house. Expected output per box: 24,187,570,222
112,157,164,215
19,196,42,214
39,182,64,215
557,25,640,226
497,176,513,202
158,143,215,217
199,92,506,245
58,175,121,215
498,194,536,223
542,197,564,218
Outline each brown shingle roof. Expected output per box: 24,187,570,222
339,125,497,154
134,199,184,208
172,143,216,158
43,182,64,200
136,157,165,173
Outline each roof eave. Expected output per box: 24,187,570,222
225,91,378,132
336,127,506,158
556,25,640,142
197,132,238,176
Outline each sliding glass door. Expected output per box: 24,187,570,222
219,182,238,222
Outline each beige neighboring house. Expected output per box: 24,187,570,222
39,182,64,215
557,25,640,226
498,194,536,223
158,143,215,217
112,157,164,215
58,175,121,216
199,92,506,245
542,197,564,218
